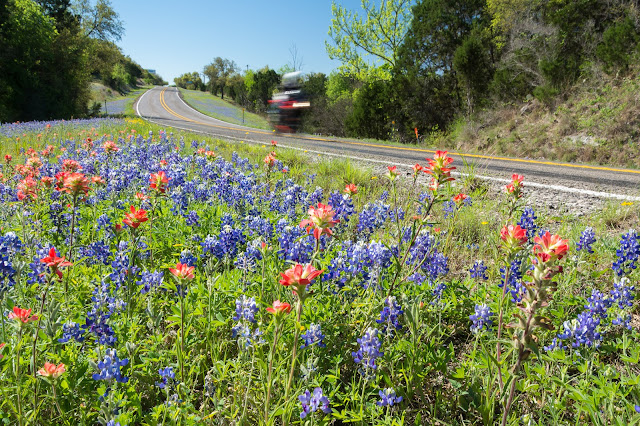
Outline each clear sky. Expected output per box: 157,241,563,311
111,0,363,83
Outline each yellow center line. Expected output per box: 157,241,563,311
156,88,640,175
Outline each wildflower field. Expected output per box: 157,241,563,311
0,118,639,425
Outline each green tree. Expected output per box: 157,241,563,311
346,79,393,139
247,67,280,112
174,72,204,91
73,0,124,41
453,30,494,114
203,57,238,99
326,0,415,80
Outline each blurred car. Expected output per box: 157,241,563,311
267,71,310,133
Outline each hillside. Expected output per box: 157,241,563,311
446,67,640,169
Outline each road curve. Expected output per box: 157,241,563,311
136,86,640,199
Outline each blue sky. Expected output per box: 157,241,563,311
111,0,364,83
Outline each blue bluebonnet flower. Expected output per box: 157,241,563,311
137,271,164,294
352,327,383,378
443,201,455,219
499,259,524,302
377,388,402,407
612,314,632,330
585,290,612,319
610,277,635,309
58,321,86,343
92,349,129,383
0,232,22,257
406,231,449,284
470,260,488,280
517,207,537,240
78,241,112,265
328,191,355,223
84,280,125,345
106,421,121,426
576,227,596,253
184,210,200,227
301,323,325,349
357,200,391,235
234,253,257,273
232,323,265,349
546,312,602,351
156,367,175,389
28,246,51,285
612,229,640,277
470,304,494,334
179,249,197,267
299,388,331,419
96,214,112,231
232,296,258,323
376,297,403,336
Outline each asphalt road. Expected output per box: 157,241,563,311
136,86,640,199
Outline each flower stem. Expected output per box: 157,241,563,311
264,323,280,423
283,300,303,426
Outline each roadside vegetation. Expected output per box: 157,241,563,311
0,117,639,424
0,0,165,123
178,89,271,130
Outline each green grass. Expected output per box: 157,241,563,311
179,88,271,130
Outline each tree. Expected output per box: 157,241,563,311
203,57,238,99
174,72,204,91
247,67,280,112
288,43,304,71
72,0,124,42
326,0,414,80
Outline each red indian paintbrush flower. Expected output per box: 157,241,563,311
279,263,323,300
506,174,524,198
344,183,358,195
533,232,569,263
453,193,468,205
169,263,195,281
264,152,276,168
386,166,399,181
500,224,528,253
61,173,91,198
61,159,82,172
4,155,11,164
149,171,170,193
412,164,423,174
0,342,5,360
8,307,38,324
123,205,148,229
37,362,66,379
266,300,292,315
300,203,340,239
103,141,119,153
40,247,72,280
424,150,455,182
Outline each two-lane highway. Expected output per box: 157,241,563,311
136,86,640,200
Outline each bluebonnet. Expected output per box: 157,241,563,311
443,201,455,219
585,290,612,319
106,421,121,426
27,246,51,285
246,216,273,239
0,232,22,257
58,321,86,343
328,191,355,223
357,200,391,236
155,367,175,389
299,388,331,419
377,388,403,407
612,229,640,277
301,323,325,349
184,210,200,227
232,296,258,323
179,249,197,267
612,314,632,329
276,220,314,264
201,220,245,264
352,327,383,378
576,227,596,254
517,207,537,240
499,259,524,302
406,231,449,283
78,240,112,265
137,271,164,294
92,349,129,383
470,260,488,280
610,277,635,309
96,214,112,231
470,304,494,334
545,312,602,351
109,241,134,290
84,280,125,345
376,297,403,336
234,253,257,274
232,323,265,349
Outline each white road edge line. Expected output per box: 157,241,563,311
137,97,640,202
135,87,154,119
